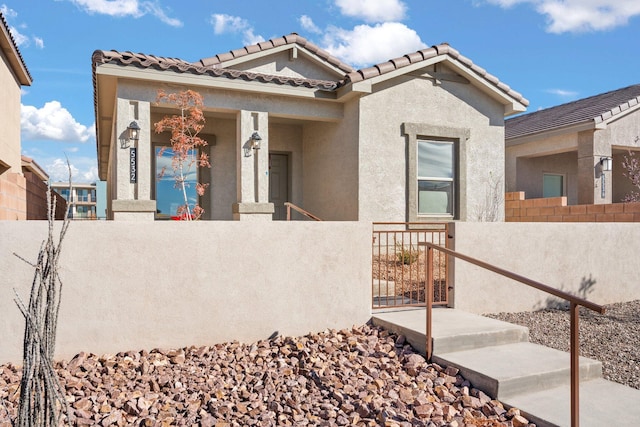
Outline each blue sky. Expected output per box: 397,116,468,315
3,0,640,182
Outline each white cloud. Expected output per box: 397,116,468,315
546,88,579,97
8,25,28,46
484,0,640,33
34,36,44,49
299,15,322,34
46,158,99,183
211,14,264,45
322,23,427,67
21,101,94,143
0,4,17,18
67,0,182,26
335,0,407,23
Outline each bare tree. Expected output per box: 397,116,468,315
473,172,504,222
13,172,71,426
621,138,640,202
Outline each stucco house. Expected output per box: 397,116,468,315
505,84,640,205
0,12,33,220
92,33,527,221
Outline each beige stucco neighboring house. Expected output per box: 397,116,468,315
0,12,33,220
92,33,527,222
505,84,640,205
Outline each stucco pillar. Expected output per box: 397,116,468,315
112,98,156,220
577,130,612,204
233,110,274,221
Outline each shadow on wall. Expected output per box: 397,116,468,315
535,275,596,311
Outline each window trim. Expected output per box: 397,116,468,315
402,123,469,222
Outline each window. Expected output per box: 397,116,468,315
417,140,454,215
154,146,199,220
543,173,564,198
403,123,467,222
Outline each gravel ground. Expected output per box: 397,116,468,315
0,324,534,427
485,299,640,390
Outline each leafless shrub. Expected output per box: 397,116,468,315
12,169,72,426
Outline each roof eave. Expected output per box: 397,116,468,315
0,20,32,85
506,120,597,146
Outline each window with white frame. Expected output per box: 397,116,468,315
417,139,455,216
402,123,467,222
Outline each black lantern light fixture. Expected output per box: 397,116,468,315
250,131,262,150
128,121,141,142
599,156,612,172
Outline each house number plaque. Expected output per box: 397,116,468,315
130,148,137,183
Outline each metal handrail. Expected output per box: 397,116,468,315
423,243,605,427
284,202,322,221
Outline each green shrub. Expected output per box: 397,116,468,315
395,243,419,265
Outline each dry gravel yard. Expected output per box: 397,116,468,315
485,299,640,390
0,324,534,427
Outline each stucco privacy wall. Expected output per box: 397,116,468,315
0,221,371,365
451,222,640,313
357,66,507,222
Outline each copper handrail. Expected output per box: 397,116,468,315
423,243,605,427
284,202,322,221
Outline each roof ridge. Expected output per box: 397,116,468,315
341,43,528,106
0,11,32,84
196,32,355,74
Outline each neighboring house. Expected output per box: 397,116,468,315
92,33,527,221
0,12,33,220
51,182,100,219
505,84,640,205
21,155,67,220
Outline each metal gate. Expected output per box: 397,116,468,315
372,222,451,309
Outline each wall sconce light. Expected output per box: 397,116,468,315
599,156,612,172
250,132,262,150
128,121,141,142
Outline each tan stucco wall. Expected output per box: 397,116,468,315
506,132,579,194
0,221,371,364
0,47,22,175
302,98,360,221
358,68,507,222
452,222,640,313
515,152,578,204
229,49,343,82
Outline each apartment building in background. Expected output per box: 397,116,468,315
51,182,107,220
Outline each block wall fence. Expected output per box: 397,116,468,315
505,191,640,222
2,220,639,365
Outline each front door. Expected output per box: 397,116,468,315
269,153,289,220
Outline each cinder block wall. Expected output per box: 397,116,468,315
505,191,640,222
0,221,372,364
0,172,26,220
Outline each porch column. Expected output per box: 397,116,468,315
112,98,156,220
233,110,274,221
577,130,612,204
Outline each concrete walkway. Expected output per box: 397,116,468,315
371,307,640,427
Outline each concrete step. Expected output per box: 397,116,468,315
432,341,603,399
372,308,529,355
503,378,640,427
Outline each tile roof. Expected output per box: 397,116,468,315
91,50,340,91
196,33,355,74
0,12,32,85
506,84,640,140
92,33,528,107
343,43,528,107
